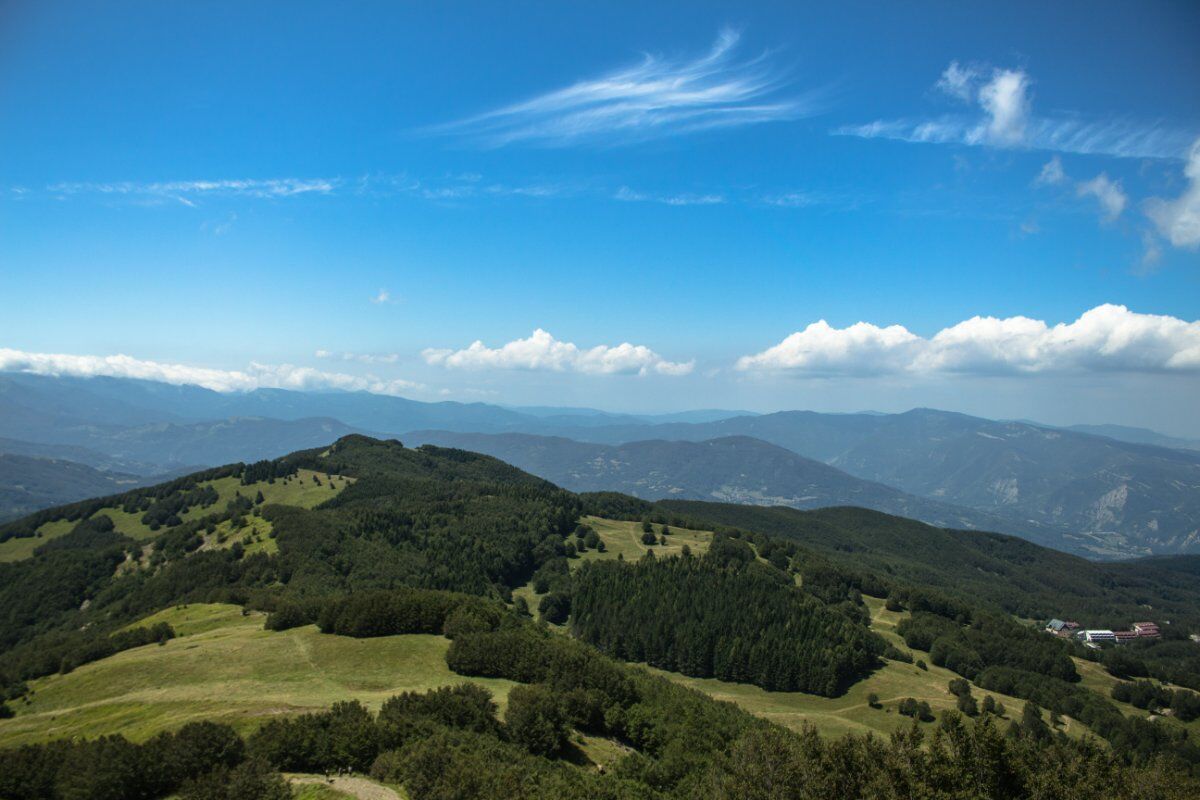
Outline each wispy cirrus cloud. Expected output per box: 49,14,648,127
423,329,694,376
432,28,819,147
0,348,426,394
48,177,339,205
737,305,1200,377
35,170,835,214
837,61,1194,160
614,186,725,206
315,349,401,365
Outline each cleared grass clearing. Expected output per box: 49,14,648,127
1075,655,1200,736
293,784,357,800
289,775,407,800
0,604,515,748
513,516,714,617
0,469,351,561
200,514,279,556
649,596,1094,741
0,518,73,562
578,516,712,563
122,603,251,637
574,732,633,771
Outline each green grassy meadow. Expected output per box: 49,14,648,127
1075,653,1200,736
0,604,515,748
6,514,1169,756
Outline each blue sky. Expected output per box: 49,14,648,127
2,1,1199,432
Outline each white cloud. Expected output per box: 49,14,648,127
837,63,1194,159
0,348,425,395
968,69,1031,147
1146,137,1200,248
736,320,921,375
423,329,693,376
737,305,1200,376
935,61,979,102
433,29,817,147
315,349,401,365
1140,231,1163,272
370,289,394,305
1076,173,1127,222
1035,156,1066,186
760,191,818,208
614,186,724,206
1034,157,1130,224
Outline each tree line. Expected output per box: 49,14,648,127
569,549,885,695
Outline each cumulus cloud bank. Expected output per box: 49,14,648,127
423,329,694,376
737,305,1200,376
0,348,424,395
838,62,1193,159
434,29,816,147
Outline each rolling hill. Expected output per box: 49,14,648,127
654,500,1200,630
0,454,151,522
1,434,1199,797
1064,423,1200,452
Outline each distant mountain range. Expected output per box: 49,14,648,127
527,409,1200,558
1062,423,1200,452
406,430,1069,549
3,371,1199,558
0,453,155,522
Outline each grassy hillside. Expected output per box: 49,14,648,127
648,589,1190,742
650,595,1093,741
0,468,351,562
0,604,516,748
0,594,1106,752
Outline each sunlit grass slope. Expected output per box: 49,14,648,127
650,595,1097,741
0,469,351,562
0,604,515,748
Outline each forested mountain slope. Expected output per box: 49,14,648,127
654,500,1200,630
